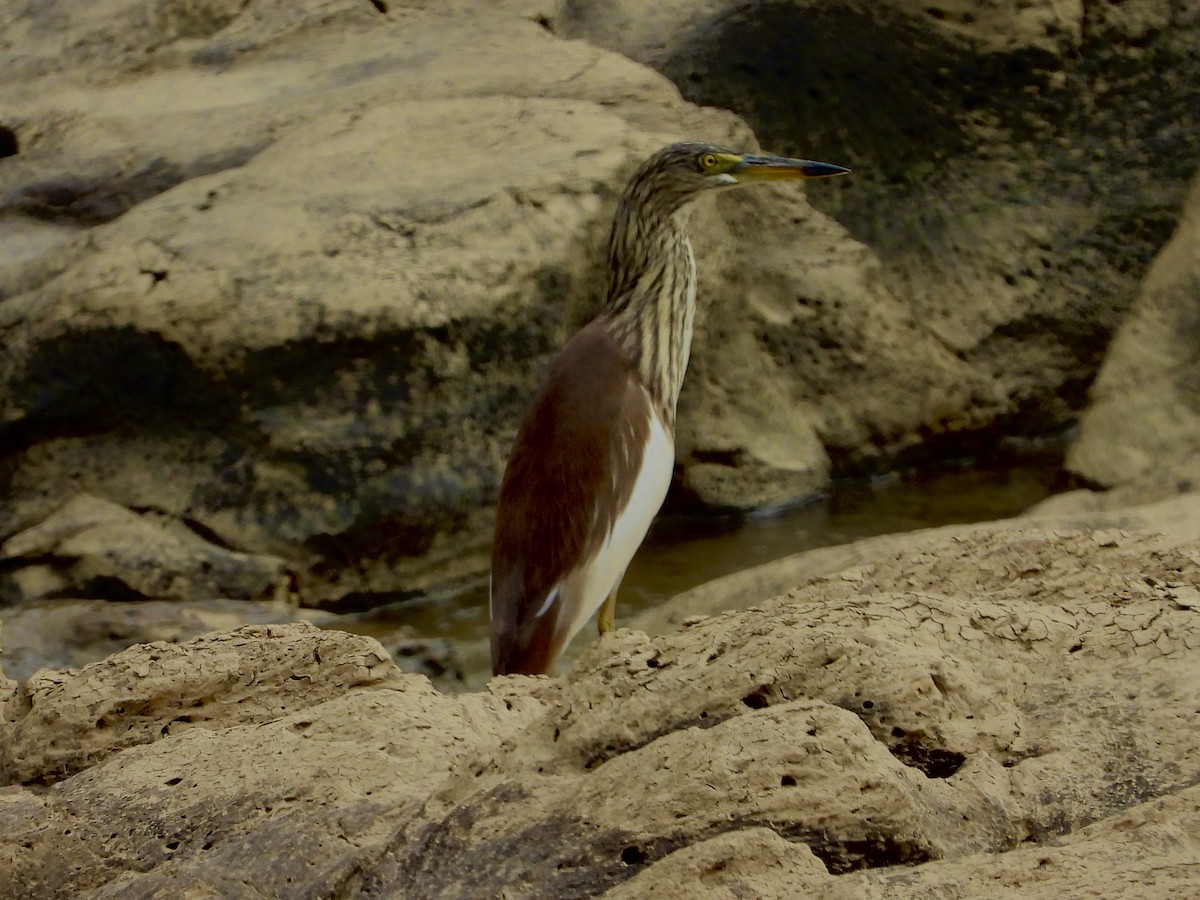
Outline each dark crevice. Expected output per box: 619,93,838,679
381,799,937,898
0,551,56,571
741,687,771,710
0,125,18,158
581,708,732,770
825,421,1074,481
55,575,148,602
689,448,743,468
0,143,266,225
803,830,933,874
0,326,244,458
619,845,646,866
888,736,966,779
176,515,240,552
1,317,550,589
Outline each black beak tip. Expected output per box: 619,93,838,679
803,161,851,178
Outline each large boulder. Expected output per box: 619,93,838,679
1065,175,1200,491
1,525,1198,896
559,0,1200,471
0,0,893,608
3,0,1199,614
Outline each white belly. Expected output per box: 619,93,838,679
557,404,674,646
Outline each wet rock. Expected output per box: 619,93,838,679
386,631,467,689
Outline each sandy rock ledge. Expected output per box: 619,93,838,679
0,524,1197,897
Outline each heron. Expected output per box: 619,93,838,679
490,141,848,676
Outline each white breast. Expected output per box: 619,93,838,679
556,402,674,647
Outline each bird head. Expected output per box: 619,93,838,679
624,141,849,218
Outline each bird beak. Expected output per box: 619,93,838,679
731,154,850,182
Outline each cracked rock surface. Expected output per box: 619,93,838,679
1,525,1198,897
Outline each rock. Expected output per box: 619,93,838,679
0,0,875,603
0,596,330,683
0,593,470,692
336,616,471,691
560,0,1200,472
382,631,466,688
0,622,16,728
605,827,854,899
1066,175,1200,488
617,786,1200,898
849,785,1200,898
0,493,290,604
5,0,1197,611
0,622,406,785
0,525,1198,896
634,488,1200,634
1028,484,1200,529
0,657,547,898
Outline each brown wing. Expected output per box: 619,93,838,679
490,322,651,675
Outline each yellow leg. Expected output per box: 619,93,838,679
597,579,622,635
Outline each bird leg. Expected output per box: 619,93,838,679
597,581,622,635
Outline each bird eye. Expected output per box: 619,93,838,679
699,153,719,171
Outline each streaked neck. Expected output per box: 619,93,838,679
601,204,697,425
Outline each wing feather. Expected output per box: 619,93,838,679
490,322,660,674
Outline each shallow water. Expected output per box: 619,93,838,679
343,461,1063,673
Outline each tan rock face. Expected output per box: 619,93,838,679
0,596,324,683
0,0,860,605
1,527,1197,897
1067,176,1200,489
561,0,1200,470
0,492,289,604
4,0,1197,610
0,622,406,785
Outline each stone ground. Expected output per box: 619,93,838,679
2,513,1199,897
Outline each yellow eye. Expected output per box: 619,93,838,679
700,153,719,171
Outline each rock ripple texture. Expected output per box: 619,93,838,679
1,526,1198,897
